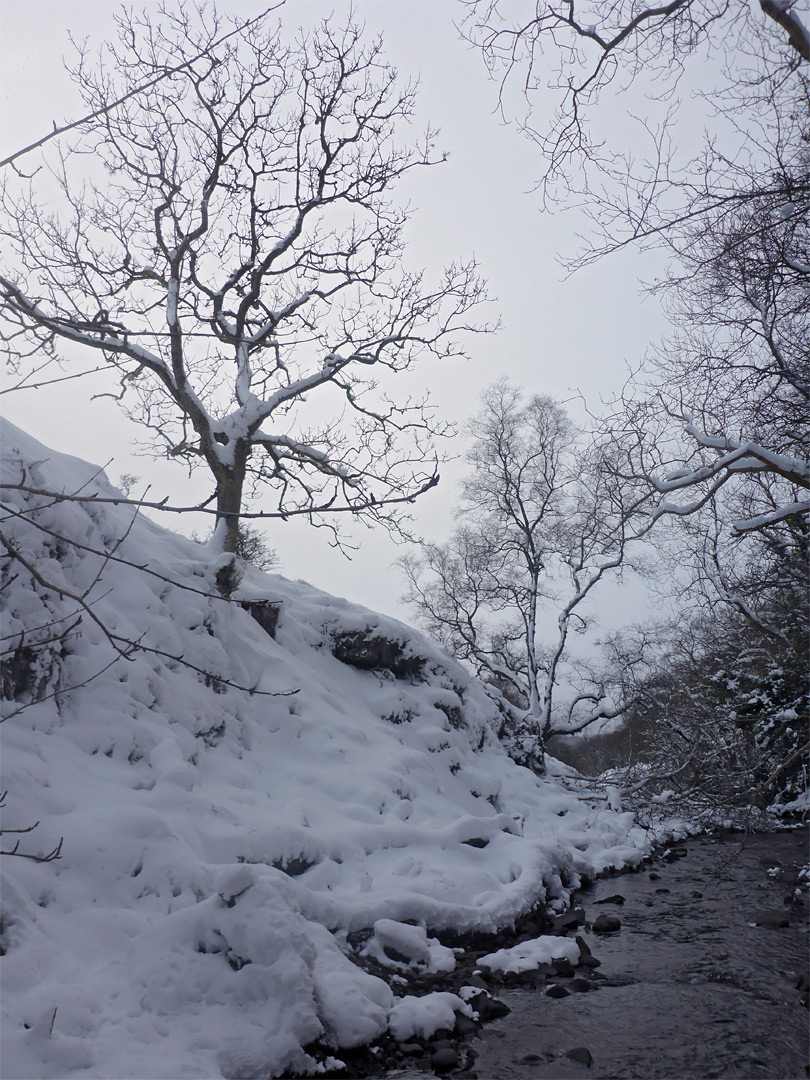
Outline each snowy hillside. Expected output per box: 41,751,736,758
1,422,651,1079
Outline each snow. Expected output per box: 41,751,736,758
478,934,580,974
0,421,653,1079
360,918,457,973
388,992,472,1041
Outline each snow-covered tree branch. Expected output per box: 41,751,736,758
0,6,488,566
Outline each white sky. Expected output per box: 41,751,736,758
0,0,669,629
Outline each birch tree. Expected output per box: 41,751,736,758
402,379,644,771
0,5,486,569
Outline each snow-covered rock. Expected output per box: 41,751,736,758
0,422,650,1078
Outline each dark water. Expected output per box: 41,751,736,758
392,828,810,1080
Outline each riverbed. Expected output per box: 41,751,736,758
388,827,809,1080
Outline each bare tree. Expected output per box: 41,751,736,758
402,379,646,770
0,5,282,172
599,127,809,533
0,5,487,571
461,0,808,230
462,0,808,528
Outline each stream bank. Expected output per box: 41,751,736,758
468,826,809,1079
367,826,809,1080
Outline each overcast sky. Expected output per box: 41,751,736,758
1,0,669,629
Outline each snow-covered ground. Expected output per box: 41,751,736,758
1,422,653,1079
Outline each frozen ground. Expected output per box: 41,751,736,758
1,423,655,1079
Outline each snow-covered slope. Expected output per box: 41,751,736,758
0,422,649,1079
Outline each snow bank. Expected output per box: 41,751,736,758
0,422,651,1078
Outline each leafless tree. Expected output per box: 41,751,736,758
461,0,808,231
0,5,487,570
462,0,809,528
0,5,282,172
599,126,809,532
402,379,647,770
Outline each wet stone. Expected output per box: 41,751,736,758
568,978,595,993
430,1047,459,1072
552,957,577,977
594,893,625,906
400,1043,424,1056
566,1046,594,1066
575,934,592,958
455,1015,478,1037
546,983,570,998
592,914,621,934
754,911,790,928
663,847,688,862
474,995,511,1021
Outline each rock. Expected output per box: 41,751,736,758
594,893,625,905
649,871,661,880
796,971,810,992
568,978,595,993
455,1015,478,1037
330,628,428,680
463,990,510,1022
554,906,586,932
655,887,670,894
663,847,688,862
575,934,592,958
430,1047,460,1072
566,1046,594,1066
579,955,601,969
520,1053,543,1064
401,1043,425,1056
552,957,577,978
546,983,570,998
240,599,281,638
754,911,790,928
592,914,621,934
691,891,704,899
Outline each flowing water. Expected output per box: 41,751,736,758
388,827,809,1080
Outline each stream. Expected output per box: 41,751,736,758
386,827,809,1080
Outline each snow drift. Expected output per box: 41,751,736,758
0,422,650,1078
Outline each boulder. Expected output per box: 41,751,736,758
567,1046,594,1066
592,914,621,934
430,1047,460,1072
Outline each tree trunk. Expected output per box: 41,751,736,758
210,438,250,554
